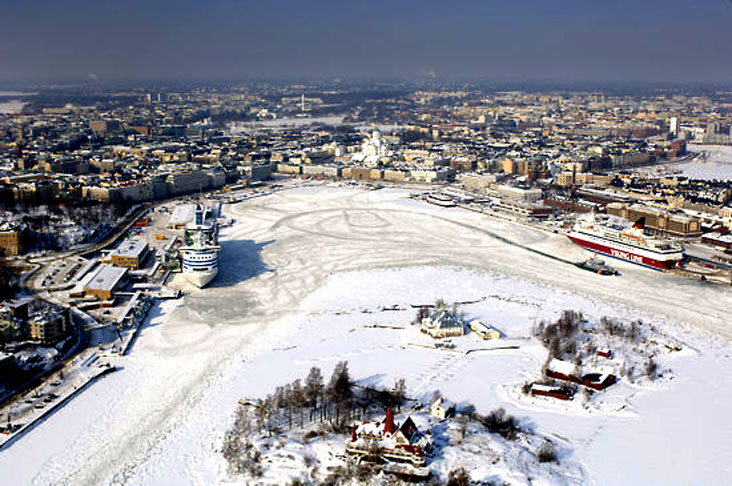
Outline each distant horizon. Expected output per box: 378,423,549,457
2,76,732,93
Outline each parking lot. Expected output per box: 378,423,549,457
38,256,95,289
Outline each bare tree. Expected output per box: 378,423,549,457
537,441,558,463
255,398,267,432
645,358,658,380
261,395,275,435
222,431,242,474
456,414,470,441
391,378,407,411
412,306,429,325
234,402,252,436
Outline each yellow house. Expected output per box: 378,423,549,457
469,320,500,340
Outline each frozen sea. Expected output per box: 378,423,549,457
0,91,35,114
227,117,402,134
0,100,27,114
1,186,730,485
671,145,732,181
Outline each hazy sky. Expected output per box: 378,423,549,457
1,0,731,83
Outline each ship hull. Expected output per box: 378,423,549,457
183,266,218,288
567,234,679,271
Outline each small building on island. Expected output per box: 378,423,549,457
544,358,617,391
430,396,455,420
530,383,575,401
469,319,501,340
347,408,432,468
420,305,464,339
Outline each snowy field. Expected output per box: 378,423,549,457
1,186,731,485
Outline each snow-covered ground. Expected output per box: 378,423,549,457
1,186,731,485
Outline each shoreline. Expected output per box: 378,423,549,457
0,366,117,451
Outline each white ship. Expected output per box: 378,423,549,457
180,204,220,288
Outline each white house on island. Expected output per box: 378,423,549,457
420,305,464,339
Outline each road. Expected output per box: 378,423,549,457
24,205,149,265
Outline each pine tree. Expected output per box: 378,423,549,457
305,366,324,422
283,383,293,428
329,361,351,423
292,379,305,427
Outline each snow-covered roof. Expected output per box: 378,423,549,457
531,384,565,393
111,239,148,259
0,297,32,311
85,264,127,291
582,372,614,384
356,421,384,437
423,308,461,329
704,232,732,243
547,358,577,376
469,319,491,332
430,396,454,410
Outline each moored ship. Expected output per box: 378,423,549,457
180,204,220,288
567,216,684,271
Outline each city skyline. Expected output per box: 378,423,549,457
2,0,732,83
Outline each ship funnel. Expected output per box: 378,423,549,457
194,204,204,225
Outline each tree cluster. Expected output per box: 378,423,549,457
446,467,471,486
599,316,642,343
412,306,429,325
533,310,584,361
536,441,558,463
481,407,521,441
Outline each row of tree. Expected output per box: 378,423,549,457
231,361,408,438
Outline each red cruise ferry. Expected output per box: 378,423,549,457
566,217,684,271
